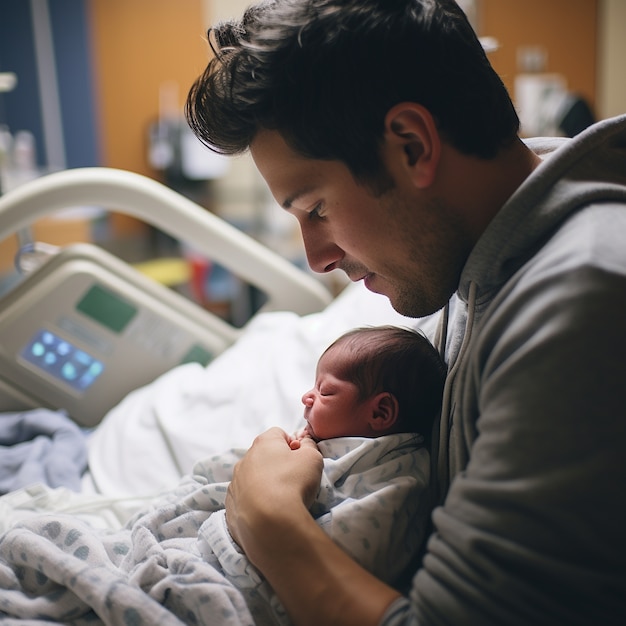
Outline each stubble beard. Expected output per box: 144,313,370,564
382,193,469,318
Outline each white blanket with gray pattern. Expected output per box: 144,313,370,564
0,433,428,625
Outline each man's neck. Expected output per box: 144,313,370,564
437,137,542,244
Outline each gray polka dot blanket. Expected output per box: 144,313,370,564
0,434,428,625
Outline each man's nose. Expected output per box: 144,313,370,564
300,226,343,274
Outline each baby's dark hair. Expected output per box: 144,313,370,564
324,325,446,436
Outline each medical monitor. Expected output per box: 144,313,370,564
0,244,238,427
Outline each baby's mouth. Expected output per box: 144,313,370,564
304,422,318,441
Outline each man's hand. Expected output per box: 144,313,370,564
225,427,323,552
224,427,399,626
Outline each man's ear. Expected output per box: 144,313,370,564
368,392,400,433
383,102,441,189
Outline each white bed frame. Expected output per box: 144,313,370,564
0,167,332,425
0,167,332,316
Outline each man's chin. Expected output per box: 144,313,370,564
365,275,451,318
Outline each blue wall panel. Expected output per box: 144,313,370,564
0,0,99,171
0,0,45,166
49,0,100,168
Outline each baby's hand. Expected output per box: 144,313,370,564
288,428,312,450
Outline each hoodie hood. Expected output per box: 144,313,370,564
424,114,626,623
433,114,626,504
458,114,626,305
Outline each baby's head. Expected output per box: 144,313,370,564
301,325,446,441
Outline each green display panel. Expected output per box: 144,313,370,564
180,344,213,366
76,284,138,333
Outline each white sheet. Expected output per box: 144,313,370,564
86,281,441,498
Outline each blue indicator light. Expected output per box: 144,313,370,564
89,361,103,376
20,329,105,392
74,351,92,366
78,374,94,389
62,362,78,380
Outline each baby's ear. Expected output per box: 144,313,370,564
368,392,399,432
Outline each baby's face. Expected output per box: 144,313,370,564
300,346,372,441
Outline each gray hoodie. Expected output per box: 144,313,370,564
385,113,626,625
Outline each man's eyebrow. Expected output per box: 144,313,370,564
281,186,316,210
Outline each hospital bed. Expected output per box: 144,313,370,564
0,167,442,624
0,166,440,502
0,167,333,428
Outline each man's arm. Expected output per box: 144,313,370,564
225,428,402,626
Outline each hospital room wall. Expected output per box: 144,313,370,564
596,0,626,119
2,1,625,242
477,1,600,138
90,0,622,177
3,1,625,178
0,0,211,244
87,0,210,238
478,0,625,131
0,0,99,172
0,0,103,274
87,0,288,260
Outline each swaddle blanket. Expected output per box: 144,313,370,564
0,433,428,625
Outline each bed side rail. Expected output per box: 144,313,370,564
0,167,332,316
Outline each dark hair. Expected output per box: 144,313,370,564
186,0,520,189
324,325,447,436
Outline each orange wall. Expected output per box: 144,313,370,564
481,0,598,113
88,0,599,173
88,0,210,176
88,0,211,235
89,0,599,173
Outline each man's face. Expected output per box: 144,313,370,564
250,130,469,317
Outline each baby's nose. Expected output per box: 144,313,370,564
302,389,314,406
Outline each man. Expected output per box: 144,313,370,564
185,0,626,624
